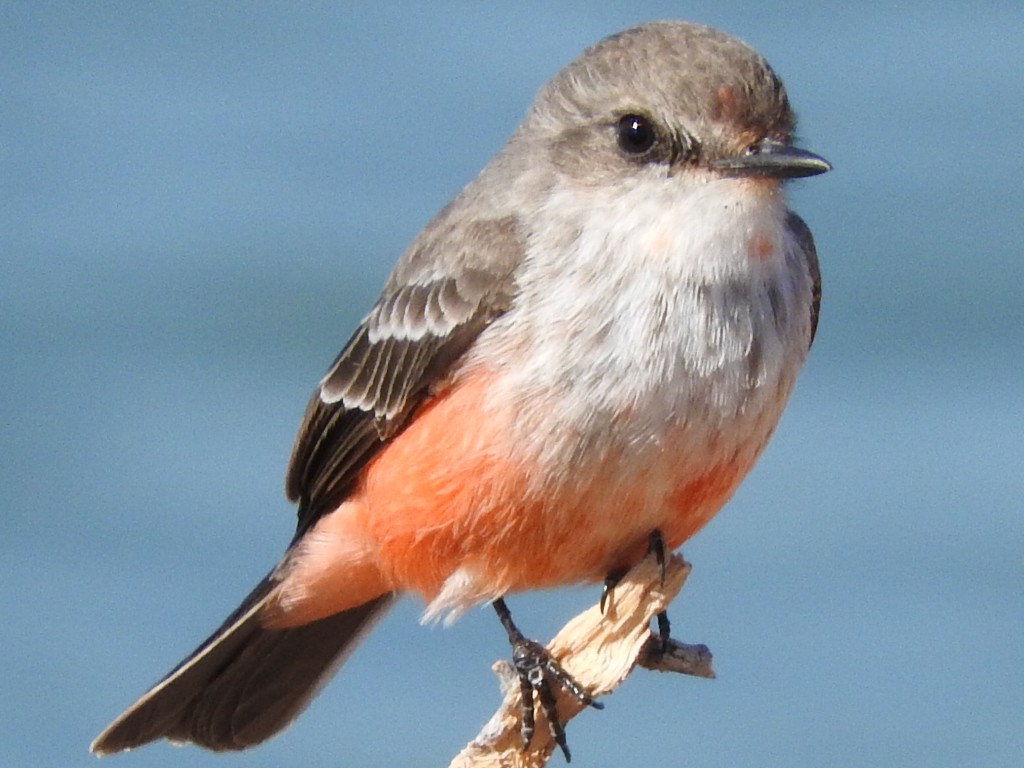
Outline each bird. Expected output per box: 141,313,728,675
91,19,830,761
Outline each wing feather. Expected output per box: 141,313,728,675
786,211,822,348
285,215,522,540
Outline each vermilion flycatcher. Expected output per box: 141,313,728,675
92,20,830,760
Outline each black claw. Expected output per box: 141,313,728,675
493,598,602,762
600,568,625,614
535,672,571,762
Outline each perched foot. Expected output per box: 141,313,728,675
493,597,603,762
600,530,674,650
646,530,672,651
602,530,667,614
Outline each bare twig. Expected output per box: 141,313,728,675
449,553,713,768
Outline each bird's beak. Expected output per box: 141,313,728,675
713,138,831,179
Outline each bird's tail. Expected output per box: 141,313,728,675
91,575,395,754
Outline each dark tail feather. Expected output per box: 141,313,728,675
91,576,395,754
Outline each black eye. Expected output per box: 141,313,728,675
616,114,657,155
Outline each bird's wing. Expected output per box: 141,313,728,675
285,213,522,541
786,211,822,348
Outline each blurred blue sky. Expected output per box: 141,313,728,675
2,3,1021,767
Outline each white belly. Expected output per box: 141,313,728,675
467,175,814,501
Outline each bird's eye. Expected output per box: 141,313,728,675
616,114,657,155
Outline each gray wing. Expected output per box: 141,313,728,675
90,213,524,755
285,214,522,541
786,211,822,348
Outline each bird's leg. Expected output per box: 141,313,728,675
601,530,672,647
647,529,672,650
493,597,603,762
601,527,666,614
648,529,667,582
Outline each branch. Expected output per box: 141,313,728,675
449,553,713,768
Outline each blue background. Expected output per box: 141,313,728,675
3,3,1021,767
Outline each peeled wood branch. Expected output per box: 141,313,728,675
449,553,713,768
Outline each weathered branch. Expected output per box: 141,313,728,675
449,553,713,768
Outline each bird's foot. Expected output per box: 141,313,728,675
493,598,603,762
602,530,673,650
647,530,673,651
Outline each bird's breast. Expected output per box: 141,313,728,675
472,179,810,471
459,178,814,549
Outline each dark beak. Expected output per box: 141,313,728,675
714,138,831,179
